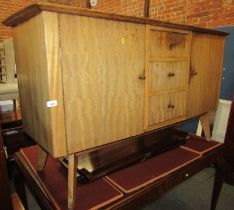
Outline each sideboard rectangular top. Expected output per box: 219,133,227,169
3,2,228,36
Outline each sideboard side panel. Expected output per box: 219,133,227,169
42,12,67,157
13,12,67,157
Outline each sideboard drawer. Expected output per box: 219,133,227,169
148,91,187,126
149,61,189,92
149,29,191,59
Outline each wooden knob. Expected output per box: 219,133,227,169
168,104,175,109
168,72,175,77
190,69,198,77
169,42,176,49
138,75,146,80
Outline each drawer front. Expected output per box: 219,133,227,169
149,29,191,59
148,91,187,126
149,61,189,92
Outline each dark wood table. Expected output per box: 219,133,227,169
13,136,224,210
0,110,34,158
0,126,13,210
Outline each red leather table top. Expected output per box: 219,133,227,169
21,146,123,210
19,135,222,209
184,135,222,154
106,147,201,193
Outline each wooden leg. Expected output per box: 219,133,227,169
13,165,29,210
200,113,211,141
68,154,78,210
211,164,223,210
38,147,48,171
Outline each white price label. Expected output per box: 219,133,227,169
47,100,58,108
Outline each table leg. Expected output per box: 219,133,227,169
13,164,28,210
68,154,78,210
210,164,223,210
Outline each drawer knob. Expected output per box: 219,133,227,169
168,104,175,109
190,69,198,77
168,72,175,77
138,75,146,80
169,42,177,49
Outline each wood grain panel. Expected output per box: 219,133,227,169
149,61,189,93
145,26,191,130
13,12,67,157
187,33,225,117
59,15,145,153
148,93,171,125
149,27,191,60
42,12,67,157
170,91,187,120
148,91,187,126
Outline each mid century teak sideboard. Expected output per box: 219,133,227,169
3,2,227,209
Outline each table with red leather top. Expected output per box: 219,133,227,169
13,134,223,210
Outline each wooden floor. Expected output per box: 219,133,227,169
17,167,234,210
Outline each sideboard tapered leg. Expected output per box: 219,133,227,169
38,147,48,171
68,154,78,210
200,113,211,141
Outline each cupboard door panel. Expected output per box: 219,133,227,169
148,91,187,126
149,61,189,92
188,33,224,117
59,15,145,153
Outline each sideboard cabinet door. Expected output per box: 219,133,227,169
59,15,146,153
188,33,225,117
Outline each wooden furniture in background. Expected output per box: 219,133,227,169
0,110,35,158
0,127,13,210
0,38,19,111
0,36,7,83
0,38,17,84
0,125,26,210
3,2,227,209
